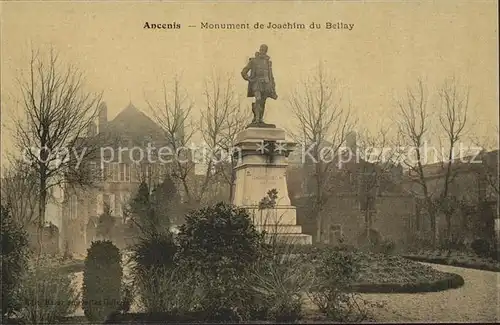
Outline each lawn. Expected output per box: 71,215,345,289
402,250,500,272
352,252,464,292
57,258,85,274
297,248,465,293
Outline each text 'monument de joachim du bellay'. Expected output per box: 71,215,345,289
143,21,355,31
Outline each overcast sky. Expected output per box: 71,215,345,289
1,1,498,165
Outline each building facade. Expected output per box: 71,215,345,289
61,102,190,255
288,136,415,247
403,149,499,247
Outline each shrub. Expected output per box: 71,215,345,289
308,247,370,322
82,240,123,322
175,202,266,322
132,232,177,274
1,205,30,318
96,204,115,240
379,239,396,255
471,238,490,258
246,246,313,322
135,266,203,315
13,256,80,324
131,232,180,315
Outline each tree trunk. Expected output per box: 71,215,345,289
229,169,236,204
312,196,322,244
431,214,438,247
38,177,47,257
364,209,370,242
446,213,452,244
315,209,322,244
425,198,438,248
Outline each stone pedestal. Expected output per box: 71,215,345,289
232,127,312,245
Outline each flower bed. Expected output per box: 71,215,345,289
402,251,500,272
350,252,464,293
293,246,465,293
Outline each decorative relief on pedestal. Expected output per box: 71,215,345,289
251,173,284,187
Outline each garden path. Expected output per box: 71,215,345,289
357,262,500,322
71,260,499,322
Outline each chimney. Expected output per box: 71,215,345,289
98,102,107,133
87,121,97,137
346,131,357,153
391,163,403,182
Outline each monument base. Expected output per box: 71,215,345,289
246,122,276,129
263,233,313,245
233,127,312,245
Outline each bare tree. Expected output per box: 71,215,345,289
472,126,499,197
481,149,499,197
288,64,356,243
12,48,103,254
434,77,470,242
0,157,39,227
147,76,197,205
148,74,249,207
200,73,249,204
356,126,404,244
395,77,470,247
130,162,166,191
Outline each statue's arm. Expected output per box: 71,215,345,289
241,59,252,81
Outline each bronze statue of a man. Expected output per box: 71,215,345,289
241,44,278,126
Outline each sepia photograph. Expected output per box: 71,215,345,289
0,0,498,323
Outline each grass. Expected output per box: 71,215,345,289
402,253,500,272
356,252,456,285
352,252,465,292
296,248,466,293
57,258,85,274
8,249,464,324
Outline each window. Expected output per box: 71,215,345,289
89,161,97,175
103,193,116,215
120,163,125,181
329,224,343,244
111,163,119,182
119,163,128,182
121,193,131,222
69,195,78,220
102,163,109,181
142,163,153,179
103,194,110,211
125,164,130,182
116,193,123,218
130,164,138,182
109,194,116,215
96,193,103,216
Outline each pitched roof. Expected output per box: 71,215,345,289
407,149,499,179
106,102,165,143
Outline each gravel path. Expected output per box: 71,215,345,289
71,261,499,322
359,262,500,322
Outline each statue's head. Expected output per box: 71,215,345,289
259,44,268,55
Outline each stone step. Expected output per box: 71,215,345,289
264,233,312,245
247,206,297,225
255,224,303,234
